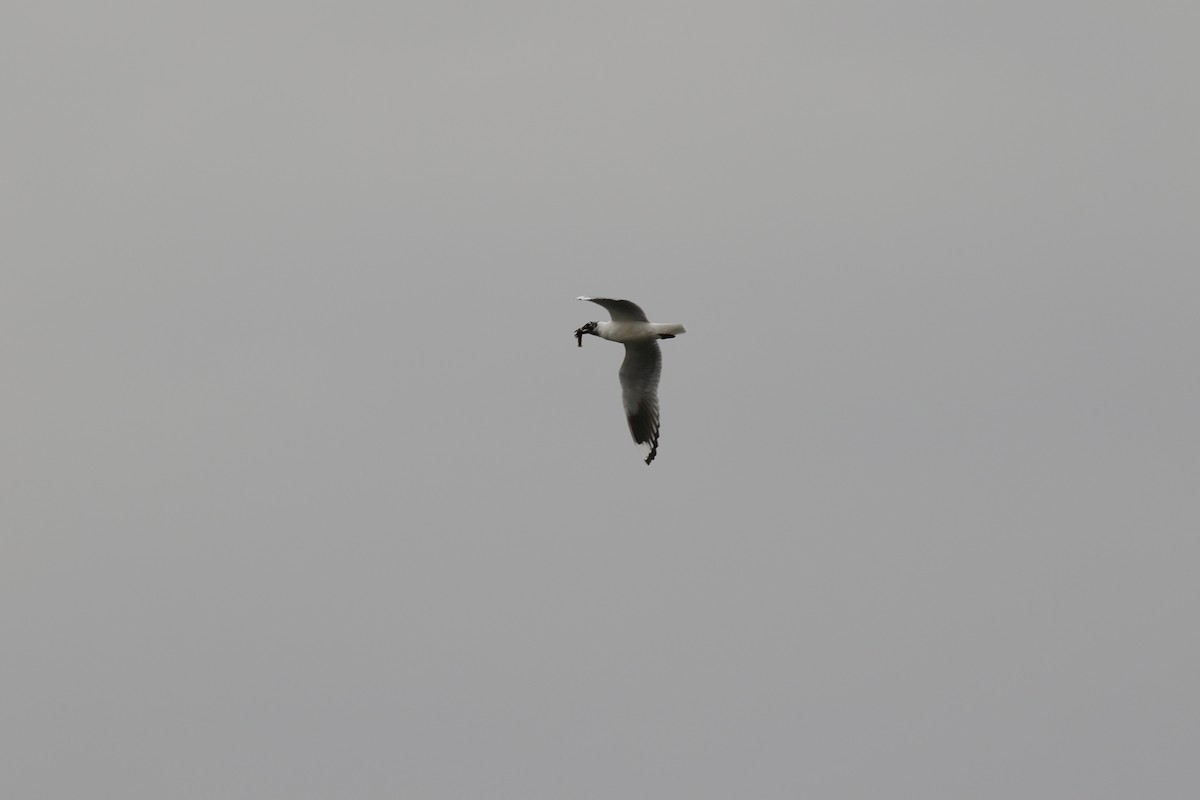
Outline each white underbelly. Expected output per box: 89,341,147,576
597,321,686,342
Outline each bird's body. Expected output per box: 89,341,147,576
590,320,687,343
574,296,686,465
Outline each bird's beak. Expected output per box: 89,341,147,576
574,327,585,347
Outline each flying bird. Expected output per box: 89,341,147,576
574,296,686,464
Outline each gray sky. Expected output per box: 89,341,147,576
3,1,1198,797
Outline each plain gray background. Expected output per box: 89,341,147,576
3,1,1197,797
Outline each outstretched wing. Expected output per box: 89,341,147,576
619,341,663,465
578,296,650,323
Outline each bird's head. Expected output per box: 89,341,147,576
574,321,598,347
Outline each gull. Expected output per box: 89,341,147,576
574,296,686,464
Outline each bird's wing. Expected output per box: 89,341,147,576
619,341,663,464
578,296,650,322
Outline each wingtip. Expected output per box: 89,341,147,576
636,435,659,465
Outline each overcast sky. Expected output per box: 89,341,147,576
3,1,1198,797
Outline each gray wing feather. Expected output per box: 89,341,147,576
619,341,662,464
578,296,650,323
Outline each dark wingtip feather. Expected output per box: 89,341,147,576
628,414,660,465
